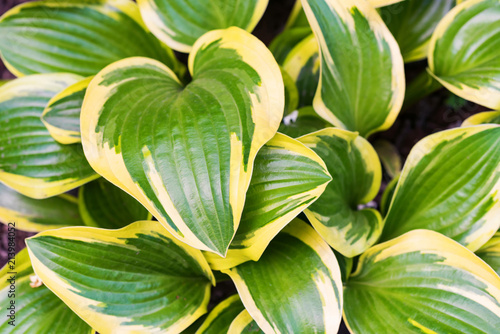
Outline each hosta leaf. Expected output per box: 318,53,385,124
0,0,180,77
0,74,97,199
0,183,83,232
476,232,500,275
302,0,405,137
382,126,500,251
137,0,268,53
228,310,263,334
269,27,312,64
223,219,343,333
279,107,332,138
299,128,383,257
81,27,284,255
41,77,92,144
196,295,245,334
463,110,500,126
79,178,150,229
282,34,320,108
0,248,92,333
428,0,500,109
381,0,454,62
26,221,215,333
205,133,331,270
344,230,500,333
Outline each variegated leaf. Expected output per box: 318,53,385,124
381,0,454,62
41,77,92,144
81,27,284,255
205,133,331,270
223,219,343,334
299,128,383,257
382,126,500,251
26,221,215,333
137,0,268,52
344,230,500,333
301,0,405,137
0,74,97,199
428,0,500,109
0,0,181,77
0,183,83,232
0,248,92,333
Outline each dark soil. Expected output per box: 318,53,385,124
0,1,485,333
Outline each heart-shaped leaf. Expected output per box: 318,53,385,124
476,232,500,275
0,0,181,77
463,111,500,126
428,0,500,109
344,230,500,333
137,0,268,53
205,133,331,270
0,183,83,232
301,0,405,137
26,221,215,333
0,248,92,333
223,219,343,333
0,74,97,199
81,27,284,255
381,125,500,251
381,0,454,62
228,310,263,334
196,295,245,334
299,128,383,257
41,77,92,145
79,178,151,229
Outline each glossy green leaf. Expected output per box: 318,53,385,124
0,0,180,77
279,107,332,138
0,74,97,199
223,219,343,334
228,310,263,334
0,248,92,333
0,183,83,232
269,27,312,64
205,133,331,270
26,221,215,333
196,295,245,334
428,0,500,109
344,230,500,333
81,27,284,255
463,110,500,126
41,77,92,144
302,0,405,137
382,126,500,251
282,34,320,108
137,0,268,53
299,128,383,257
381,0,455,62
476,232,500,275
79,178,150,229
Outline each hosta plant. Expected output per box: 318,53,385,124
0,0,499,333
